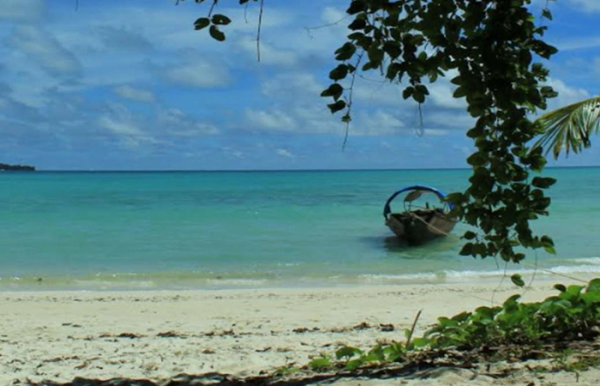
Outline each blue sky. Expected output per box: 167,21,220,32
0,0,599,170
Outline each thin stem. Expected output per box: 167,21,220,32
257,0,264,62
304,15,350,39
416,102,424,137
342,51,364,151
208,0,218,17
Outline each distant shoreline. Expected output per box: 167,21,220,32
0,163,35,172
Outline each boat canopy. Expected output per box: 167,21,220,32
383,185,450,218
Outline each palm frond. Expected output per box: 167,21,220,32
532,95,600,159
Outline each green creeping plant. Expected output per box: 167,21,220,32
306,279,600,373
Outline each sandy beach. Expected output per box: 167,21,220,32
2,276,600,385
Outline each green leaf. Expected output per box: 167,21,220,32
453,87,466,98
541,235,556,254
335,42,356,61
328,100,347,114
211,14,231,25
347,0,367,15
308,356,332,371
466,152,487,166
554,284,567,292
459,243,473,256
193,17,210,30
542,9,552,21
329,65,349,81
531,177,556,189
345,358,364,370
209,25,225,41
511,274,525,287
503,294,521,309
463,231,477,240
335,346,362,359
413,85,429,103
587,278,600,292
348,18,367,30
320,84,344,100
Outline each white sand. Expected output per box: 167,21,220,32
1,278,599,385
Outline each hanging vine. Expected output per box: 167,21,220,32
184,0,559,264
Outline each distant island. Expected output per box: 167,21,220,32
0,162,36,171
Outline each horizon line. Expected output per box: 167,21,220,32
18,165,600,173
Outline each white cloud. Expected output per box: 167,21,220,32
222,147,244,159
569,0,600,12
352,110,405,136
321,7,348,25
244,109,298,131
157,107,219,136
261,72,323,98
113,85,156,103
545,78,590,110
93,26,153,52
238,39,299,66
426,110,476,131
0,84,43,124
164,61,231,88
424,129,450,136
352,81,402,107
6,26,81,79
428,79,466,109
276,148,294,158
556,37,600,51
99,115,143,137
0,0,44,22
97,103,156,148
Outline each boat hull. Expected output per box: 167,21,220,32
385,210,456,245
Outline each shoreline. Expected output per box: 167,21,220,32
0,267,596,292
2,277,598,385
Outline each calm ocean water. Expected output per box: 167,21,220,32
1,168,599,290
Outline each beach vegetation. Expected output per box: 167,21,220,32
180,0,559,265
305,278,600,373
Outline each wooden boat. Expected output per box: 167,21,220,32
383,185,457,245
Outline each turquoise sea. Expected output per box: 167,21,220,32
1,168,599,290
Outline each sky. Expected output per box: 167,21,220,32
0,0,599,170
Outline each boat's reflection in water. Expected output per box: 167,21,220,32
380,235,460,259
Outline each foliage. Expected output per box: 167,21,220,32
182,0,561,264
307,278,600,372
533,95,600,159
424,278,600,349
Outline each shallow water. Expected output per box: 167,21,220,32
1,168,599,290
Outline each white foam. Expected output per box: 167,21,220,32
204,279,268,286
359,273,440,281
572,257,600,265
357,264,600,283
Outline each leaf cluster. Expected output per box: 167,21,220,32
319,0,560,263
308,278,600,373
185,0,261,41
424,279,600,349
308,343,406,372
